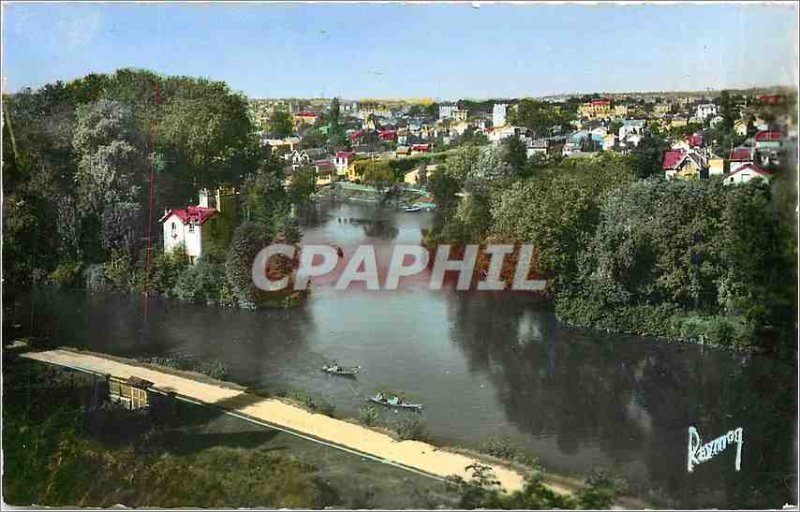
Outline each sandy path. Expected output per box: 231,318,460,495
22,349,529,493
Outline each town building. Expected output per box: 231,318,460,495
662,148,707,179
578,98,612,119
695,103,718,120
493,103,508,127
334,151,356,176
729,147,755,173
160,188,235,263
724,163,773,185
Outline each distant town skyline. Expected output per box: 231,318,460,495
3,2,798,99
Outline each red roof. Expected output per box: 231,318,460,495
756,94,784,104
754,130,781,142
335,151,355,159
729,147,753,161
160,206,217,225
296,111,317,117
730,163,773,177
348,130,364,141
686,133,703,147
378,130,397,140
314,159,334,170
411,144,431,151
591,99,611,106
662,149,686,170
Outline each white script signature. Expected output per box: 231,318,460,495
687,426,743,473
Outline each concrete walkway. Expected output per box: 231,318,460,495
22,349,532,493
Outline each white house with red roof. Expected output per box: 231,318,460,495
160,189,228,262
728,147,754,173
754,130,782,149
333,151,355,176
724,163,773,185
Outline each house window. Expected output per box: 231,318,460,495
188,222,195,233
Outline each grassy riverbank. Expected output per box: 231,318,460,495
26,346,647,508
2,357,457,508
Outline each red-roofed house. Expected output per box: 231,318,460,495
160,189,233,262
293,111,318,126
729,147,754,173
662,149,706,180
411,143,431,154
348,129,364,142
578,98,612,119
378,129,397,141
756,94,784,105
724,163,773,186
334,151,356,176
754,130,782,149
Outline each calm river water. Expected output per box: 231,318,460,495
11,201,797,508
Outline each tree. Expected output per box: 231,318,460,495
288,166,316,206
628,133,668,179
225,221,271,309
242,156,290,229
73,99,147,213
510,99,573,137
428,170,461,218
502,136,529,178
269,109,294,137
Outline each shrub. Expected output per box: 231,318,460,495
358,404,380,427
172,258,224,304
395,416,427,441
480,435,531,465
84,264,108,291
103,251,135,290
49,261,83,288
575,470,621,510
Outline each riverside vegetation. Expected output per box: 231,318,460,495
3,69,311,312
4,357,622,509
425,132,797,354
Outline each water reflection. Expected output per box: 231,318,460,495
445,292,796,508
7,201,796,509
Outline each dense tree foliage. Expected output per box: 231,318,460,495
3,69,265,306
268,109,294,137
427,142,795,352
509,99,575,137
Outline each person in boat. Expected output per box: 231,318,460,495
376,392,385,402
388,395,399,406
337,246,344,259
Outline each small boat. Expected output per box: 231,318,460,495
404,205,421,212
321,364,360,377
368,394,423,411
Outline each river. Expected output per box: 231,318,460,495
9,201,797,509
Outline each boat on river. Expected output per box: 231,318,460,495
321,363,360,377
404,205,421,212
368,394,423,411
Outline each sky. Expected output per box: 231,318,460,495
2,2,798,100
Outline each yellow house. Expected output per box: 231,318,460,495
613,105,629,117
578,98,612,119
669,117,688,128
708,155,724,177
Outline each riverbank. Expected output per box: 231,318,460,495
2,356,457,508
22,348,530,492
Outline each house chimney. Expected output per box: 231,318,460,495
198,188,209,208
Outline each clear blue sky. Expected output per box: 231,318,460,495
3,2,797,99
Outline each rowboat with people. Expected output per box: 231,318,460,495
321,363,361,377
368,393,423,411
